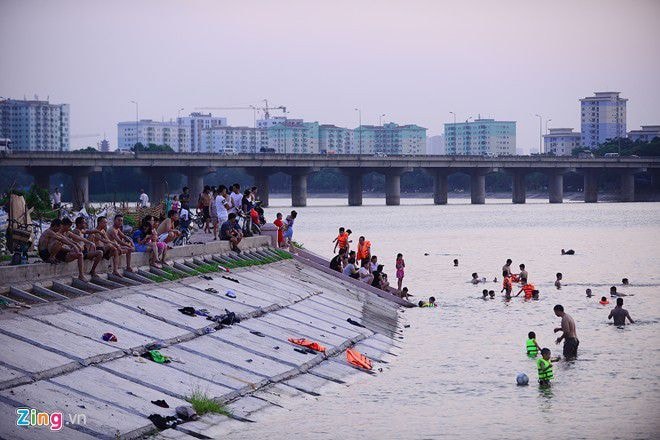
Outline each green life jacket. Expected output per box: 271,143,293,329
537,358,554,381
526,338,538,357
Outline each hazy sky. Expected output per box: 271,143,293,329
1,0,659,151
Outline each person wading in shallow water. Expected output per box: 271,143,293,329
553,304,579,360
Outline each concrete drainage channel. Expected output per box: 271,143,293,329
0,239,405,440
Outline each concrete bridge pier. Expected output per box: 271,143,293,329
341,169,363,206
619,170,637,202
583,169,600,203
288,168,315,207
547,169,568,203
246,168,273,207
510,170,527,204
429,169,448,205
470,169,489,204
146,169,168,206
186,167,216,200
68,166,100,210
383,168,410,206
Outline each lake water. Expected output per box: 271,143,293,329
231,198,660,440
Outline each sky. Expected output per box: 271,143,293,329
1,0,659,152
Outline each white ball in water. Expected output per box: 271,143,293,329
516,373,529,386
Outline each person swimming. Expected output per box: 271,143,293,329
610,286,627,297
561,249,575,255
586,288,593,298
599,296,610,305
488,290,495,299
622,278,629,285
482,289,488,300
453,259,459,267
555,273,562,290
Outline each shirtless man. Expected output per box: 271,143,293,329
89,216,122,276
37,218,87,281
62,217,103,277
107,214,135,273
553,304,579,360
156,210,181,244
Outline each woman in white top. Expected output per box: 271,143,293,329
213,185,230,240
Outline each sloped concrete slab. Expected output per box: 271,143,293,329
226,395,273,418
173,413,242,439
179,336,295,380
1,380,150,439
110,294,208,332
0,318,120,364
51,366,188,419
310,357,372,383
0,333,77,379
32,310,152,351
273,308,367,340
255,314,347,348
0,364,28,388
70,301,187,341
98,356,233,401
209,325,323,369
237,317,345,350
156,345,265,392
160,285,258,316
0,400,99,440
181,278,283,310
283,372,335,395
252,383,310,407
140,285,255,317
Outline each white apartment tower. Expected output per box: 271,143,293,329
580,91,627,149
0,98,70,151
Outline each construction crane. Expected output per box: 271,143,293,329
195,99,287,126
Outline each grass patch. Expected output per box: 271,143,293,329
187,388,231,417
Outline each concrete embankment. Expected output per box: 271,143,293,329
0,238,408,439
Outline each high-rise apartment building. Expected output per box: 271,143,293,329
117,119,183,151
628,125,660,142
580,91,627,149
543,128,581,156
266,119,320,154
178,112,227,152
0,98,70,151
200,126,267,153
319,124,352,154
353,123,426,155
444,118,515,155
426,135,445,155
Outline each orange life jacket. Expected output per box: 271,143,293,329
336,233,348,248
599,299,609,305
288,338,326,353
503,277,512,290
356,241,371,260
346,348,372,370
522,283,535,298
510,274,520,283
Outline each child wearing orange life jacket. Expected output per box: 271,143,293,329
501,271,513,297
332,227,351,254
515,278,536,299
599,296,610,305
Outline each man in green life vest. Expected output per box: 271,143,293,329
526,331,541,358
537,347,557,386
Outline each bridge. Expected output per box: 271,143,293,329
2,152,659,208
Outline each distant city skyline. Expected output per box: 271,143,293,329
1,0,659,152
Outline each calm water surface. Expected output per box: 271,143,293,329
229,198,660,440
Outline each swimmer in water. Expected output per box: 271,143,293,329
608,298,634,326
610,286,627,297
586,288,593,298
471,273,480,284
482,289,488,300
488,290,495,299
555,273,562,290
453,259,459,267
622,278,629,285
561,249,575,255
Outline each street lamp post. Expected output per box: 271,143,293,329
130,100,139,149
354,108,362,155
177,108,184,152
449,111,456,153
535,114,543,154
545,118,552,135
379,113,386,126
